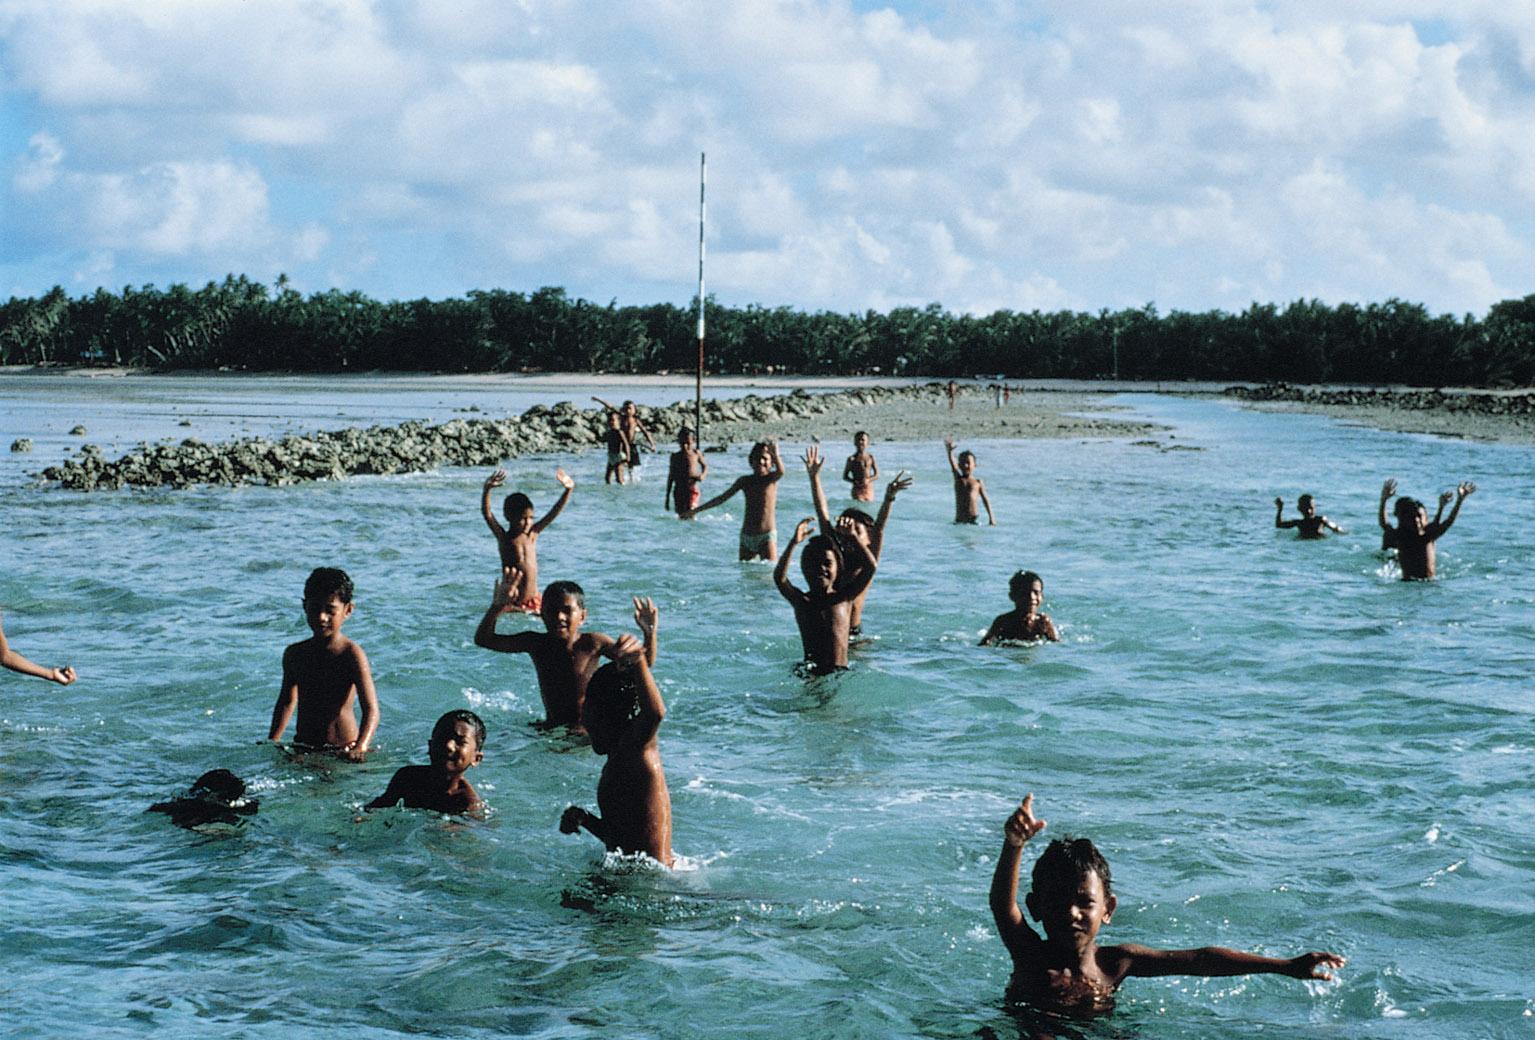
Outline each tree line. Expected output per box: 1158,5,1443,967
2,274,1532,385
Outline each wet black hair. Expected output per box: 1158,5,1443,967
582,662,640,745
304,567,353,604
678,426,696,442
1394,496,1423,523
839,507,876,528
1031,836,1113,897
801,533,843,584
1009,570,1044,605
958,450,976,465
190,768,246,802
433,709,487,750
542,580,586,611
503,491,534,520
1298,493,1315,508
854,430,869,440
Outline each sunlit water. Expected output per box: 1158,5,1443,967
3,377,1532,1039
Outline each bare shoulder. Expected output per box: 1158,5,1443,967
1094,942,1142,982
579,631,614,653
343,637,370,667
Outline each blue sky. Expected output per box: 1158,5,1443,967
2,1,1532,317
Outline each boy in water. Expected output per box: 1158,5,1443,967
593,397,656,478
268,567,380,761
775,517,877,674
664,426,708,518
366,709,486,815
475,571,657,731
481,467,575,611
683,440,784,560
842,431,879,502
0,612,76,685
981,570,1060,645
559,635,673,866
805,444,911,634
945,436,996,525
603,412,632,485
990,794,1344,1013
1274,494,1344,538
1377,478,1475,580
147,769,258,829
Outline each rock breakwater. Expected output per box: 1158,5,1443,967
1226,383,1535,417
39,385,937,491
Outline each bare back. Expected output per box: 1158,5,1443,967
596,745,673,864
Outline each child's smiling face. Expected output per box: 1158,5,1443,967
429,718,482,775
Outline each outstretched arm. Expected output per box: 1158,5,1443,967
803,445,833,535
0,618,76,685
1377,478,1396,532
1323,517,1346,534
774,519,813,603
534,469,575,532
768,439,785,481
1433,481,1475,536
944,436,962,477
1117,944,1344,981
688,476,745,517
1274,497,1295,529
636,417,656,451
633,597,659,667
990,794,1048,962
869,471,912,559
482,470,508,538
473,569,540,653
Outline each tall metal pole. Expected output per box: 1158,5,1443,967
695,152,706,438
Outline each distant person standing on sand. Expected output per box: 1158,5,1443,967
946,380,958,410
0,612,76,685
685,439,785,560
665,427,707,518
593,397,656,480
945,436,995,525
1274,494,1344,539
842,431,879,503
1378,478,1474,580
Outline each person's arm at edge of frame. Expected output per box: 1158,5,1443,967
0,617,76,684
1113,943,1344,981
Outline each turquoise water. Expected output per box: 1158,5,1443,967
3,380,1533,1039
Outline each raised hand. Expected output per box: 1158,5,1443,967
493,566,524,610
1458,481,1476,498
1438,489,1455,508
792,517,814,544
485,468,507,490
886,470,913,497
1003,793,1047,848
944,435,956,452
1274,496,1284,509
554,468,574,490
1284,951,1346,981
1381,478,1397,498
802,444,823,476
632,596,658,636
605,632,645,667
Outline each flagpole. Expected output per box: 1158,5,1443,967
695,151,706,439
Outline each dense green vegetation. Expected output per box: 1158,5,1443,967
3,275,1533,385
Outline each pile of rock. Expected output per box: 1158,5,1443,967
1226,383,1535,416
38,384,936,491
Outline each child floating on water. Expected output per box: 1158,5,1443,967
147,769,258,829
990,794,1344,1013
268,567,379,761
475,572,657,731
775,517,877,674
981,571,1060,645
684,439,785,560
945,436,995,525
842,431,879,503
1274,494,1344,538
1378,478,1475,580
603,412,632,485
481,467,575,612
559,633,674,866
665,426,708,518
366,710,486,815
0,612,75,685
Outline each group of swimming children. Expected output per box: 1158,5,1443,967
11,393,1486,1015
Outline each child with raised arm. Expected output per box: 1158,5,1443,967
366,710,486,816
593,397,656,478
775,517,877,674
664,426,707,518
684,440,784,560
1275,494,1344,539
603,412,632,485
0,612,76,685
842,431,879,503
945,436,995,525
268,567,380,761
1378,478,1475,580
806,445,911,634
474,571,657,730
990,794,1344,1014
981,571,1060,645
559,634,673,866
481,467,575,611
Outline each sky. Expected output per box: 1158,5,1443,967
2,0,1533,318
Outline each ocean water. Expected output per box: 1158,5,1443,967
2,378,1532,1040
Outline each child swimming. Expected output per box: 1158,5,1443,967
560,634,674,866
147,769,258,829
267,567,380,761
990,794,1344,1013
980,571,1060,645
684,440,785,560
366,709,486,815
1377,478,1475,580
1274,494,1345,539
481,467,575,611
945,436,995,525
